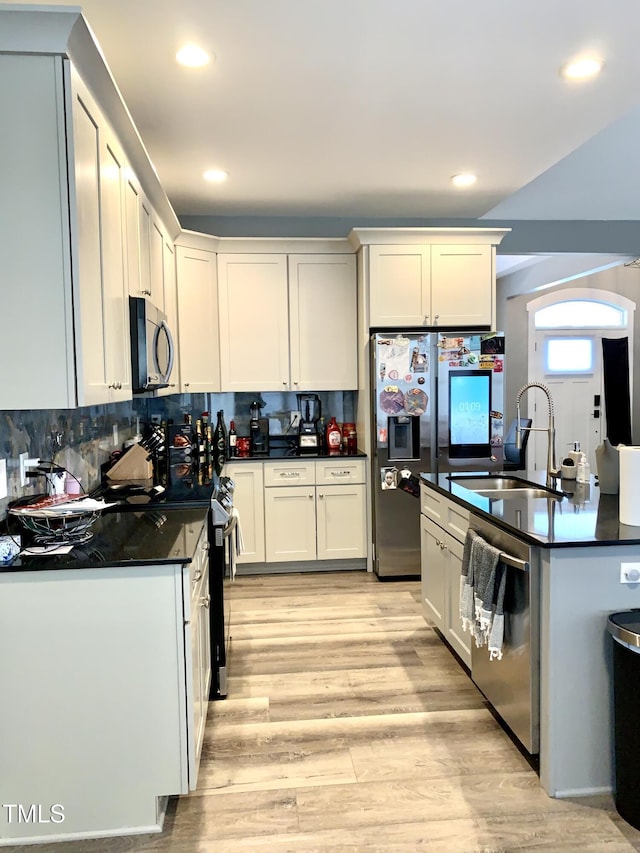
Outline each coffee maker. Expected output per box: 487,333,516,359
249,400,269,456
297,393,321,455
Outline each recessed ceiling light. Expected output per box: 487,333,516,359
451,173,477,188
561,56,604,80
203,169,228,183
176,43,212,68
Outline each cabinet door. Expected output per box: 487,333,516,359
369,245,430,327
99,127,131,401
288,254,357,390
139,196,153,300
316,484,366,560
218,254,289,391
430,244,493,327
420,515,446,631
225,462,265,564
176,245,220,392
187,569,205,791
157,237,180,396
264,486,316,562
150,218,165,312
444,532,471,667
71,80,109,405
124,174,143,298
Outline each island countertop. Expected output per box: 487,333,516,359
420,469,640,548
0,506,209,572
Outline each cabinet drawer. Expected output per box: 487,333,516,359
421,484,469,543
420,483,443,523
445,502,469,544
315,459,365,485
264,461,316,487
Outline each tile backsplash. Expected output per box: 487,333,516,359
0,390,356,520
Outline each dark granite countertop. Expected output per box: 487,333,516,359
0,506,209,572
420,469,640,549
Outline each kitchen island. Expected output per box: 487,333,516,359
0,506,210,847
420,469,640,800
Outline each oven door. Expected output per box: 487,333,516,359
209,514,237,699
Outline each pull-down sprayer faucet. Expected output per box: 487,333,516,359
515,382,559,488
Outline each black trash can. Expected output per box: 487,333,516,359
608,610,640,830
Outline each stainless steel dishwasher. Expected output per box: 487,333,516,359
468,514,540,755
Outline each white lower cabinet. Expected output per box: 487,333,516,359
0,514,211,844
225,462,265,563
316,484,366,560
265,485,318,562
227,458,367,568
420,484,471,667
421,514,446,629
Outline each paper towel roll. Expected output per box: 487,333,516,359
619,446,640,525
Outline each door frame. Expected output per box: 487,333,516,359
526,287,635,472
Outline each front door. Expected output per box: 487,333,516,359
531,331,623,473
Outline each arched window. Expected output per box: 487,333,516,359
534,299,626,329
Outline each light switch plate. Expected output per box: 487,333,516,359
0,459,6,499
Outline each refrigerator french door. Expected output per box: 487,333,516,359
371,331,504,578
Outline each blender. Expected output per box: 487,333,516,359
297,393,321,454
249,400,269,456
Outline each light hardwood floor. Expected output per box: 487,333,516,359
10,570,640,851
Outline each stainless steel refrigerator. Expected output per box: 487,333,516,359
371,331,505,578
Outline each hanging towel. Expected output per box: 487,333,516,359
487,562,507,660
460,529,477,633
459,529,502,648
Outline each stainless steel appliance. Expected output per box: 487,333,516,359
209,475,236,698
129,296,175,392
371,331,505,578
468,513,539,754
249,400,269,456
297,393,321,454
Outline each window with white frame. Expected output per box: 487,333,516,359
535,300,626,329
544,336,594,374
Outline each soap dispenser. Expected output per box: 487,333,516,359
568,442,582,466
576,453,591,483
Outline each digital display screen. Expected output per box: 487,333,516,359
448,370,491,457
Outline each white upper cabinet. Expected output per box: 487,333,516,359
218,252,357,392
176,245,220,393
69,66,131,404
430,244,493,327
353,229,510,330
0,8,181,409
218,254,291,392
288,254,357,390
369,245,431,327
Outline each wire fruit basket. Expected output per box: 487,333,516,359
9,496,104,546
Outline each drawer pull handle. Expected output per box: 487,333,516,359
280,471,301,478
331,470,350,477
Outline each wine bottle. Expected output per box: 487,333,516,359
213,410,228,475
229,420,237,457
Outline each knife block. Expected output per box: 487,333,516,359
106,443,153,481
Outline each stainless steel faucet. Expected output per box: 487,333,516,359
515,381,559,488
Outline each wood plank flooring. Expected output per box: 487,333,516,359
10,570,640,852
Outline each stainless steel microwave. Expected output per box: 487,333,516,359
129,296,175,393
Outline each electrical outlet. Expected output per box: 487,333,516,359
19,453,40,487
291,410,301,429
0,459,7,499
621,563,640,584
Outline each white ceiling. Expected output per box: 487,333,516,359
7,0,640,224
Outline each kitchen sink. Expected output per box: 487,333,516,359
447,475,564,501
